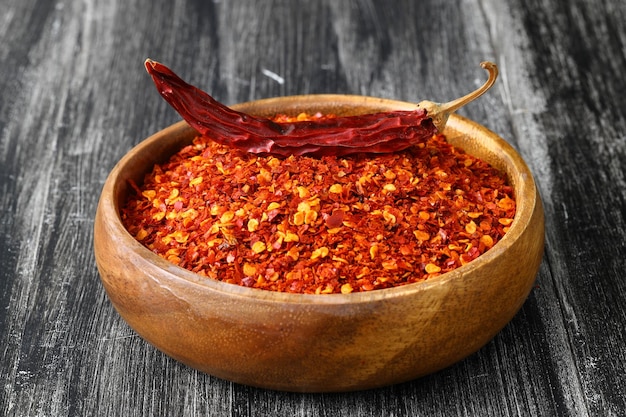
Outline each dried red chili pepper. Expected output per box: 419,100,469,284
144,59,498,157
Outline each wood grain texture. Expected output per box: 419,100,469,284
1,0,625,415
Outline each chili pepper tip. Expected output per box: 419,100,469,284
145,58,157,73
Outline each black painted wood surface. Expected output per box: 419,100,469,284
1,0,625,415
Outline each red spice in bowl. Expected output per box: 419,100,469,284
95,94,544,392
121,113,515,294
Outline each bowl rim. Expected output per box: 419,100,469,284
97,94,539,305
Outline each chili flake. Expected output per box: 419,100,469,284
121,114,516,294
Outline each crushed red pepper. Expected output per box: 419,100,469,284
121,113,516,294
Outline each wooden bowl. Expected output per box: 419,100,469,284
94,95,544,392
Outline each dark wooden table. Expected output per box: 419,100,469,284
2,0,625,415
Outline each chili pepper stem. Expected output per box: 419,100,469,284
418,61,498,132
